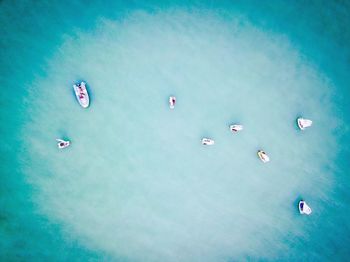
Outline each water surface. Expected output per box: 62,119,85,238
1,1,350,261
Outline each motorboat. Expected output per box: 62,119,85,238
257,150,270,163
56,139,70,149
202,138,215,145
73,81,90,108
299,200,312,215
230,124,243,133
297,117,312,130
169,96,176,109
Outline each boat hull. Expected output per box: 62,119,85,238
202,138,214,145
299,200,312,215
257,150,270,163
169,96,176,109
230,124,243,132
56,139,70,149
297,118,312,130
73,82,90,108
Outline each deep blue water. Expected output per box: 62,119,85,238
1,1,350,261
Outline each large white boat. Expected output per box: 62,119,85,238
56,139,70,149
257,150,270,163
297,118,312,130
230,124,243,133
299,200,312,215
201,138,215,145
169,96,176,109
73,81,90,108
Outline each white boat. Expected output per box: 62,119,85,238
73,81,90,108
297,118,312,130
56,139,70,149
169,96,176,109
257,150,270,163
230,124,243,133
299,200,312,215
202,138,215,145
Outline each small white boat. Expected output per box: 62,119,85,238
202,138,215,145
257,150,270,163
73,81,90,108
297,118,312,130
169,96,176,109
230,124,243,133
56,139,70,149
299,200,312,215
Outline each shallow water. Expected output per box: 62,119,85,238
1,1,350,261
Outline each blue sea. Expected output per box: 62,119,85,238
1,1,350,261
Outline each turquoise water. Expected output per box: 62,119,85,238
1,1,350,261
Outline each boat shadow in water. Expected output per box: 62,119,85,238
293,197,303,213
295,115,303,131
56,129,70,142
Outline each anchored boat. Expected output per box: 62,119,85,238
169,96,176,109
297,117,312,130
73,81,90,108
56,139,70,149
257,150,270,163
230,124,243,133
201,138,215,145
299,200,312,215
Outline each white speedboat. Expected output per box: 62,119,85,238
299,200,312,215
73,81,90,108
202,138,215,145
169,96,176,109
297,118,312,130
230,124,243,133
257,150,270,163
56,139,70,149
